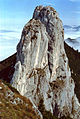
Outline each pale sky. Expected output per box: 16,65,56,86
0,0,80,29
0,0,80,61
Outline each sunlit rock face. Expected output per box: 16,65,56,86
11,6,80,118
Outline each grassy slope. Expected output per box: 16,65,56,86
0,80,40,119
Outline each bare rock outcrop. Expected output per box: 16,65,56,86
11,6,80,118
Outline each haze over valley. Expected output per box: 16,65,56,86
0,0,80,61
0,24,80,61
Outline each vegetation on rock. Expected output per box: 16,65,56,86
0,80,40,119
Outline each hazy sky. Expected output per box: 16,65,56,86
0,0,80,30
0,0,80,61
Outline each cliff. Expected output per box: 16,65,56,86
6,6,80,119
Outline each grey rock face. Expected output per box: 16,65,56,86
11,6,80,118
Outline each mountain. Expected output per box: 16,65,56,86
0,53,16,82
0,6,80,119
64,24,80,40
64,25,80,32
64,25,80,51
64,25,72,29
11,6,80,119
64,42,80,102
0,43,80,119
0,44,80,103
65,37,80,52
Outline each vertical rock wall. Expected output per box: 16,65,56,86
11,6,80,119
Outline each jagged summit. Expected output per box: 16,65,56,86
33,6,59,21
11,6,80,119
33,6,64,75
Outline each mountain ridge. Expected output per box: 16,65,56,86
64,25,80,31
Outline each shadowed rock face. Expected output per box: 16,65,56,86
11,6,80,119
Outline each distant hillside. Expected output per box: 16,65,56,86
65,37,80,52
64,25,80,31
0,53,16,72
65,42,80,102
0,53,16,82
